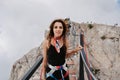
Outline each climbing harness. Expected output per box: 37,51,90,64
46,63,69,80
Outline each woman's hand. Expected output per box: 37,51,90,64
66,45,83,58
41,78,46,80
40,63,46,80
41,74,46,80
75,45,83,52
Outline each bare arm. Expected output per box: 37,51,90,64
66,40,83,58
66,46,83,58
41,39,48,79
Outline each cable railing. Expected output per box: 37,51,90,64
79,33,97,80
21,56,43,80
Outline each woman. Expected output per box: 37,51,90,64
41,19,82,80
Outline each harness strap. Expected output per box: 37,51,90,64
50,74,58,80
59,71,69,80
48,63,68,71
46,63,69,80
60,68,64,80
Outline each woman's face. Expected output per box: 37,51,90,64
53,22,63,38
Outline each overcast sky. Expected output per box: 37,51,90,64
0,0,120,80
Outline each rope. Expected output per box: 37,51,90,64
82,34,92,80
80,50,97,80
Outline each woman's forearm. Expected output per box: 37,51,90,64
66,46,83,58
66,49,78,58
41,63,46,79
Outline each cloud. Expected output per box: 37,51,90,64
116,0,120,8
0,0,120,80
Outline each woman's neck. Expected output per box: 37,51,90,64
54,36,62,40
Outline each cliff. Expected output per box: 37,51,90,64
9,20,120,80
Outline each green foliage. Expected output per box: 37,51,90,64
101,35,106,40
92,68,100,75
88,24,94,29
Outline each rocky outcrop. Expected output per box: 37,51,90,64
9,47,41,80
9,20,120,80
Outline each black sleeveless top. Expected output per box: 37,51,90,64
47,44,67,66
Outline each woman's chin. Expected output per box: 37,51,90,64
54,35,62,39
54,35,61,38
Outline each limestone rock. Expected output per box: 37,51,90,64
9,21,120,80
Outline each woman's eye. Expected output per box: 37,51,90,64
54,26,58,29
59,26,63,29
54,26,63,29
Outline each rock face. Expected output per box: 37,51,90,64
9,20,120,80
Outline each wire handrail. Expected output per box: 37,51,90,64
21,56,43,80
80,49,97,80
79,33,97,80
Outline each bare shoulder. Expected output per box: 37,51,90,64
42,39,49,49
43,39,48,44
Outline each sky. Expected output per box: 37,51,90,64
0,0,120,80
